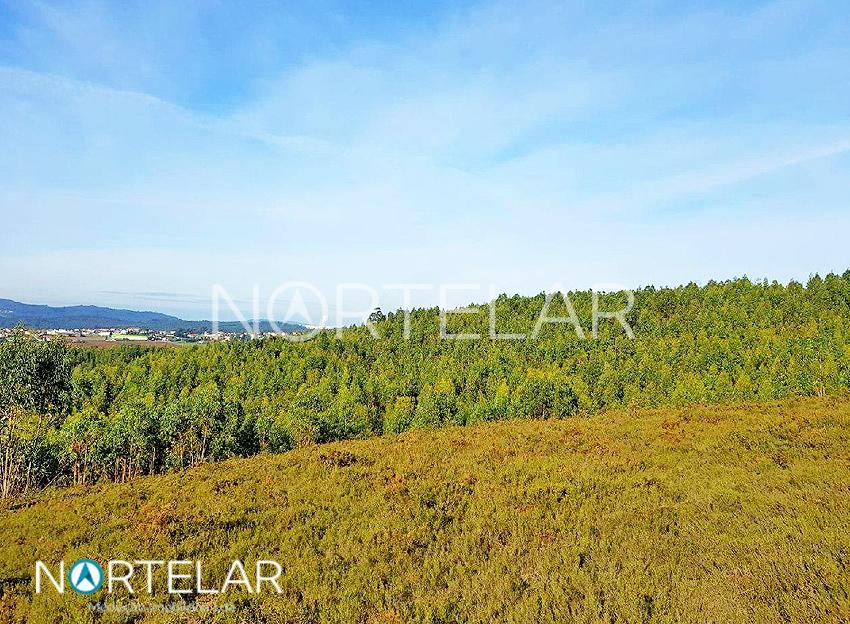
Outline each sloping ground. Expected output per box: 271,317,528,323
1,397,850,623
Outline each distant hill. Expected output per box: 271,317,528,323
0,298,305,333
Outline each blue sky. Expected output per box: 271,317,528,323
1,0,849,320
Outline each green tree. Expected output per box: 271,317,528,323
0,332,71,497
384,396,415,434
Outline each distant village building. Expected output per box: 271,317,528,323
112,334,148,341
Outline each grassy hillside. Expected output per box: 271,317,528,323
2,396,849,623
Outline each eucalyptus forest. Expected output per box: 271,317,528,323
2,272,849,498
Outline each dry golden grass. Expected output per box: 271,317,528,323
1,396,849,623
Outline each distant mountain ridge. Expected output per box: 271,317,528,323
0,298,305,333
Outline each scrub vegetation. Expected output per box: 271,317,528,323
1,395,849,623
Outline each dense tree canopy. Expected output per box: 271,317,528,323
1,272,850,496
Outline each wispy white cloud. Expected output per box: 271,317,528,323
1,0,849,315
